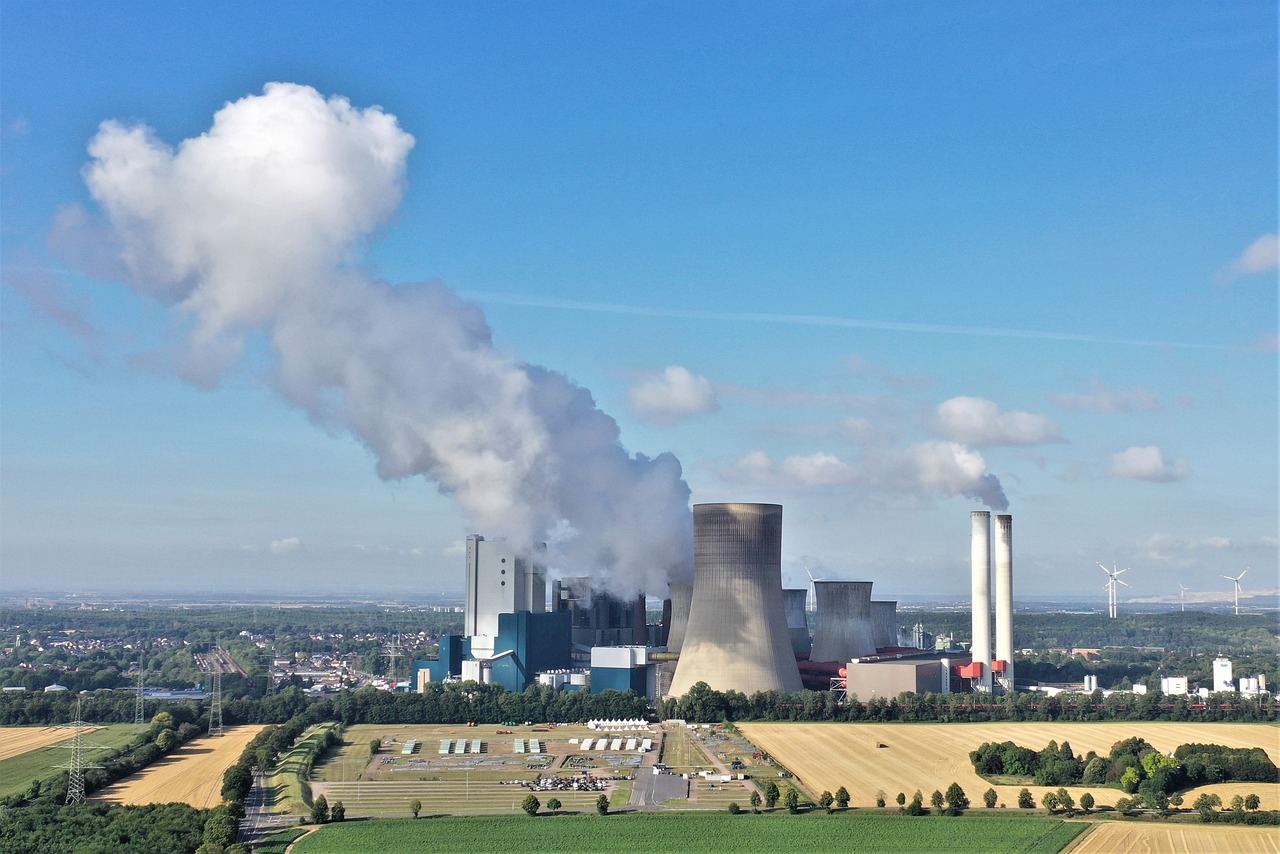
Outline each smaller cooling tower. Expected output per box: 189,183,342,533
870,600,898,650
809,581,877,662
668,503,803,697
783,588,812,658
666,581,693,654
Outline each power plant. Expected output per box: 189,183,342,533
422,504,1016,702
809,581,877,662
667,503,803,696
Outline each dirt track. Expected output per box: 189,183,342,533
95,725,265,809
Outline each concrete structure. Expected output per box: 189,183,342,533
1213,657,1234,693
810,581,877,662
993,514,1014,692
843,652,971,698
870,601,899,649
665,581,693,654
465,535,545,639
783,588,812,658
590,645,654,697
970,511,993,691
668,503,803,697
552,578,647,656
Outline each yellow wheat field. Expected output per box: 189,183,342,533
0,726,102,761
95,725,266,809
1067,821,1280,854
736,722,1280,810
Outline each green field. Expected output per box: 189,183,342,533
268,721,344,813
293,812,1089,853
0,724,143,800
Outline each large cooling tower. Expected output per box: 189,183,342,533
666,581,693,654
668,503,803,697
809,581,877,662
783,589,812,658
994,514,1014,688
971,511,992,689
870,600,898,649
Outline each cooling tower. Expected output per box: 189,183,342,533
870,600,898,649
994,513,1014,689
971,511,992,689
783,588,812,658
665,581,693,654
809,581,877,662
668,503,803,697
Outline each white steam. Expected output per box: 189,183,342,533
76,83,692,594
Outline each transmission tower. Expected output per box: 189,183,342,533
134,653,146,725
384,633,402,683
56,696,105,805
209,665,224,736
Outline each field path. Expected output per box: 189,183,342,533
1066,820,1280,853
0,726,102,761
737,721,1280,809
95,725,265,809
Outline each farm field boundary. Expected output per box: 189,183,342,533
93,725,266,809
0,724,139,800
292,811,1088,854
736,721,1280,810
1066,819,1280,853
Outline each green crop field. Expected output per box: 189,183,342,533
0,724,143,800
293,812,1089,854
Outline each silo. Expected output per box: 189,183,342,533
809,581,877,662
871,600,898,650
665,581,693,654
970,511,992,690
668,503,803,697
994,514,1014,690
783,589,812,658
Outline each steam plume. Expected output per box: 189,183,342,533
75,83,692,593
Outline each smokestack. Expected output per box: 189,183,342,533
665,582,692,653
668,503,802,697
994,514,1013,690
783,589,812,658
809,581,878,662
971,511,992,689
871,600,898,649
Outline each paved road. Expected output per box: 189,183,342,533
238,771,297,847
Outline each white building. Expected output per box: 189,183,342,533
1212,657,1234,693
464,535,545,641
1160,676,1188,696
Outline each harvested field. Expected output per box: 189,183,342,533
736,722,1280,809
1067,820,1280,853
0,725,103,761
95,725,266,809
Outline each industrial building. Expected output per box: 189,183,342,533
552,577,647,659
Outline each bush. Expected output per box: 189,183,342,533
727,802,740,814
1017,788,1034,809
330,801,345,822
983,788,997,808
596,794,609,816
546,797,561,813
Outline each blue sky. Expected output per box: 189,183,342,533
1,2,1275,604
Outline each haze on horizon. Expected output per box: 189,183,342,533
1,4,1275,603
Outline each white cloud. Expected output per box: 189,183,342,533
719,440,1007,509
1053,384,1163,413
934,396,1062,446
627,365,717,425
1218,233,1279,282
269,536,304,555
1110,446,1189,482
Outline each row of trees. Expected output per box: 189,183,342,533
970,736,1277,801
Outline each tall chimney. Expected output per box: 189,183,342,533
970,511,992,690
994,514,1014,690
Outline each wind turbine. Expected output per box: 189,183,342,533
1097,561,1129,619
1223,569,1248,616
1178,584,1189,613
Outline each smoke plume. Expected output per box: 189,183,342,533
73,83,693,594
